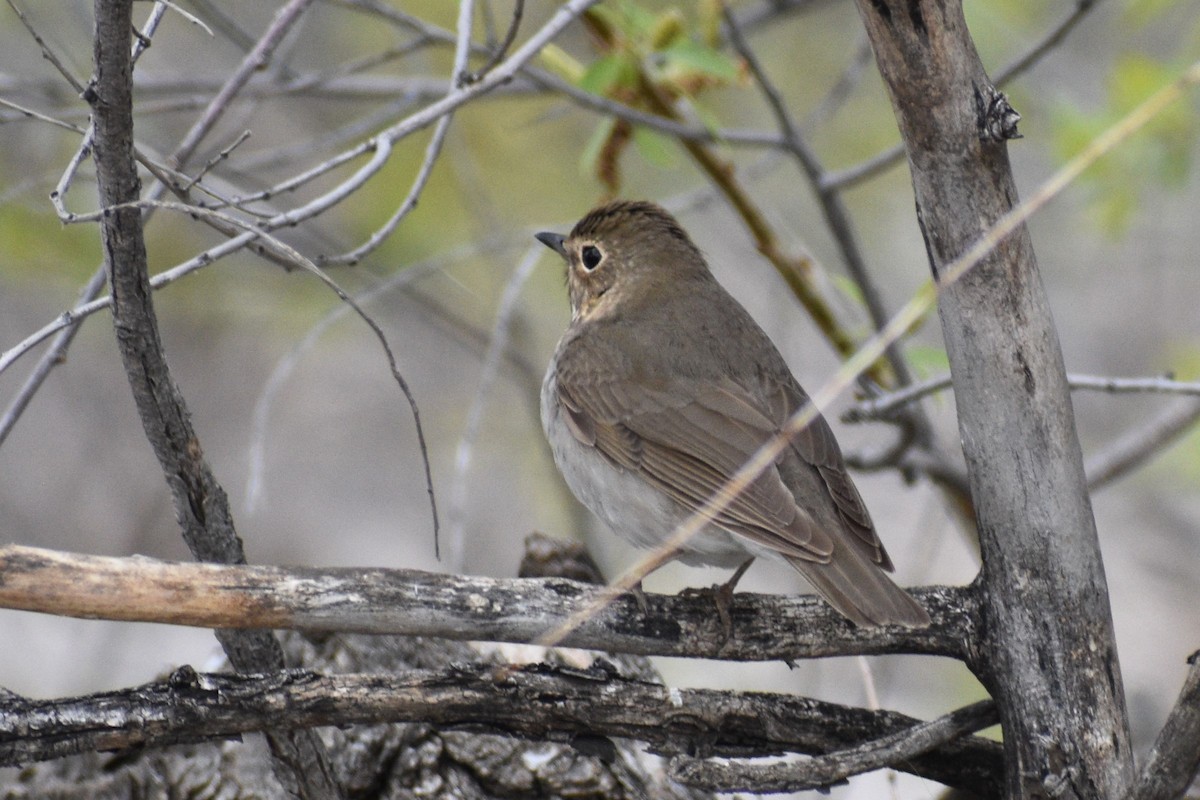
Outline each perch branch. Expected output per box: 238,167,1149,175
0,545,977,663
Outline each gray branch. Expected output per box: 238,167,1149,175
0,657,1003,796
853,0,1134,796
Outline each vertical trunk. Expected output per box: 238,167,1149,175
851,1,1133,796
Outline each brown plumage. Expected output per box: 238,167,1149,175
537,200,928,627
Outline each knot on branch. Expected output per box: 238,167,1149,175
975,86,1022,142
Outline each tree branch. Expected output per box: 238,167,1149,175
0,545,977,663
668,699,997,793
87,2,339,796
0,662,1003,795
1127,652,1200,800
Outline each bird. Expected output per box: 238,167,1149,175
536,200,929,628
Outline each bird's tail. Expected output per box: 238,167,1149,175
786,551,930,628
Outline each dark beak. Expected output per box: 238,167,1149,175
535,231,568,259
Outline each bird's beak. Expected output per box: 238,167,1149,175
535,231,568,259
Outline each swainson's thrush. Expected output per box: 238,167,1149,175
537,201,929,627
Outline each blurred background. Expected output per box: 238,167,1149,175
1,1,1198,796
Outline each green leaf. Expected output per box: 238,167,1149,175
579,117,618,178
632,126,677,167
579,54,634,95
905,346,951,380
830,273,866,311
619,0,660,37
660,38,741,82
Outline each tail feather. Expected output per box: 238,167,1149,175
786,551,930,628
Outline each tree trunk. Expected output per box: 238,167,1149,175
852,1,1134,797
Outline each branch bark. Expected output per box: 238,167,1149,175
0,545,977,663
851,1,1133,798
88,2,338,796
0,660,1002,795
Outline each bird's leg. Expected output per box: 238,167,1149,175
628,580,650,615
712,558,754,648
680,557,755,652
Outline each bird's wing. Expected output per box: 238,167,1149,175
554,370,835,563
756,380,891,569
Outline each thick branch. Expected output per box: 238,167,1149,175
87,2,338,796
0,545,977,663
0,663,1003,795
852,1,1132,798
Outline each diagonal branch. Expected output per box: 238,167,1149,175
1127,652,1200,800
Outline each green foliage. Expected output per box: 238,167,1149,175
905,345,951,381
0,202,97,286
564,0,744,193
1154,342,1200,485
1051,54,1196,235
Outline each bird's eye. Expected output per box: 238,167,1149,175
581,245,603,271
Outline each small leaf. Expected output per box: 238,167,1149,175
905,346,951,380
632,126,678,167
580,118,618,179
580,53,634,95
648,9,686,50
830,273,866,310
538,44,585,84
661,38,741,83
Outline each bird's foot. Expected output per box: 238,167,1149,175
626,580,650,615
682,558,754,655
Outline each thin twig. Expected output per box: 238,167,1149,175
846,372,1200,422
1085,398,1200,491
244,254,453,513
669,700,998,793
182,129,251,190
168,0,319,171
722,2,918,402
462,0,523,84
5,0,87,95
321,0,476,266
0,269,107,448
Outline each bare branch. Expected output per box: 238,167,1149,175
1127,652,1200,800
669,699,997,793
0,545,977,663
846,373,1200,422
88,2,340,795
0,269,106,448
0,662,1002,795
1086,398,1200,491
168,0,318,171
462,0,523,84
6,0,87,95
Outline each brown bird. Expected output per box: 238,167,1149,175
537,200,928,627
